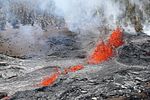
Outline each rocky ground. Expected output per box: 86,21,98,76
0,32,150,100
0,0,150,99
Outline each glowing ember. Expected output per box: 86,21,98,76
62,65,84,74
39,65,84,86
108,27,124,48
88,41,113,64
40,72,60,86
63,68,69,75
67,65,84,72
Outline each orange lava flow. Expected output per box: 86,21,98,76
108,27,124,48
88,41,113,64
63,64,84,74
40,65,84,86
39,72,60,87
38,27,124,87
88,27,124,64
67,65,84,72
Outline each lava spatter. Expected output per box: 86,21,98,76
40,72,60,87
108,27,124,48
88,41,113,64
88,27,124,64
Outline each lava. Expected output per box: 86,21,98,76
64,65,84,73
39,27,124,87
108,27,124,48
40,65,84,86
88,41,113,64
88,27,124,64
40,72,60,87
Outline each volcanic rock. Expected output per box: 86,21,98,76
6,33,150,100
117,34,150,66
0,92,7,99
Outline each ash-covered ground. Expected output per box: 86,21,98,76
0,32,150,100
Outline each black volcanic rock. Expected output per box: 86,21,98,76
0,92,7,99
10,66,150,100
46,35,87,58
8,34,150,100
117,37,150,66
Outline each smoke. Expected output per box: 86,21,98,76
0,0,150,58
53,0,124,32
0,24,49,57
127,0,150,35
0,0,149,34
0,0,124,32
143,25,150,36
0,0,150,34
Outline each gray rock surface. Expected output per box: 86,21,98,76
0,33,149,100
117,36,150,66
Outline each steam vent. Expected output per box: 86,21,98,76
0,0,150,100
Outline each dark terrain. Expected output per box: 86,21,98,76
0,33,150,100
0,0,150,100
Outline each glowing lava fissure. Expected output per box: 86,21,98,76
108,27,124,48
39,65,84,87
88,41,113,64
39,27,124,87
88,27,124,64
40,72,60,87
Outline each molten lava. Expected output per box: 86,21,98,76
38,27,124,87
40,65,84,86
62,65,84,74
88,27,124,64
108,27,124,48
66,65,84,73
88,41,113,64
40,72,60,86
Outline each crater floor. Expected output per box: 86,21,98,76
0,33,150,100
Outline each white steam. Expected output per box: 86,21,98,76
1,0,149,35
0,0,150,58
53,0,123,31
0,0,124,32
